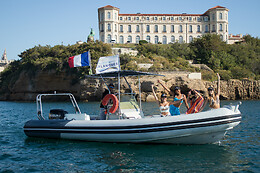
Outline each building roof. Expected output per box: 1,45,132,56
209,5,226,9
202,5,228,15
99,5,228,17
118,6,228,17
98,5,119,10
119,13,203,16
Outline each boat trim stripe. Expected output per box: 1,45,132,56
24,114,241,130
24,118,241,134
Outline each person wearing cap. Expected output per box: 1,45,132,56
186,89,204,114
151,84,171,117
157,80,189,115
99,83,115,120
202,73,221,109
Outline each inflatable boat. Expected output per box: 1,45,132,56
24,71,242,144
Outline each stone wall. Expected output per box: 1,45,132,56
0,70,259,101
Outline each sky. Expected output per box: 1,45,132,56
0,0,259,60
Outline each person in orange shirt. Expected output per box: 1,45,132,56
186,89,204,114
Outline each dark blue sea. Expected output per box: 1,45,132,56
0,100,259,172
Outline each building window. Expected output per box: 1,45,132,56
212,25,216,32
189,17,192,21
136,36,140,44
163,25,166,32
128,25,132,32
205,25,209,32
101,12,104,21
128,17,131,20
136,25,140,32
107,34,111,43
154,25,158,32
179,17,182,21
101,35,104,42
155,36,159,44
163,17,166,20
197,25,200,32
146,17,149,20
101,24,104,32
171,17,174,20
115,13,117,20
171,25,174,32
204,16,208,22
108,24,111,31
219,24,223,31
127,36,132,43
146,35,151,43
197,35,201,38
179,25,183,32
119,36,124,43
197,17,201,22
226,24,228,32
179,36,183,43
189,25,192,32
212,14,215,21
120,17,122,20
136,17,139,20
189,36,193,43
220,35,223,41
120,25,123,32
171,36,175,43
108,12,111,19
163,36,167,44
154,17,158,20
146,25,150,32
219,13,223,20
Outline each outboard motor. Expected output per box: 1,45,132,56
49,109,68,120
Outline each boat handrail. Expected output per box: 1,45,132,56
36,92,81,120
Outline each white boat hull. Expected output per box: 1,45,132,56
24,105,241,144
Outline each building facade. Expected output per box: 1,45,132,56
0,49,14,72
98,5,229,44
227,34,243,44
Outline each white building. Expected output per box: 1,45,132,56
0,49,14,72
98,5,229,44
227,34,243,44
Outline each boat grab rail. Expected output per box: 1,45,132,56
223,101,242,113
36,92,81,120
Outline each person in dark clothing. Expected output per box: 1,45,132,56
99,83,115,120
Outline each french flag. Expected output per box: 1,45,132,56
68,51,91,68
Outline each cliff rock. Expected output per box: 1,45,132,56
0,70,259,101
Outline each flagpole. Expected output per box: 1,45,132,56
88,50,93,75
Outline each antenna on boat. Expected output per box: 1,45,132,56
138,75,142,113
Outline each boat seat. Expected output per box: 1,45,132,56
121,109,142,119
64,113,90,120
120,96,143,119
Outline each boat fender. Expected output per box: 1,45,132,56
102,94,119,114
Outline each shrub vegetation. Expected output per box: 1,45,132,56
0,34,259,93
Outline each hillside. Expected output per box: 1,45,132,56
0,35,259,101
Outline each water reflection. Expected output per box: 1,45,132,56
91,142,243,172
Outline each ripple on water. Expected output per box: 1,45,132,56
0,153,12,161
0,100,259,172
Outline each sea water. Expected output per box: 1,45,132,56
0,100,259,172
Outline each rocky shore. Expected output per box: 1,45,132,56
1,70,259,101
